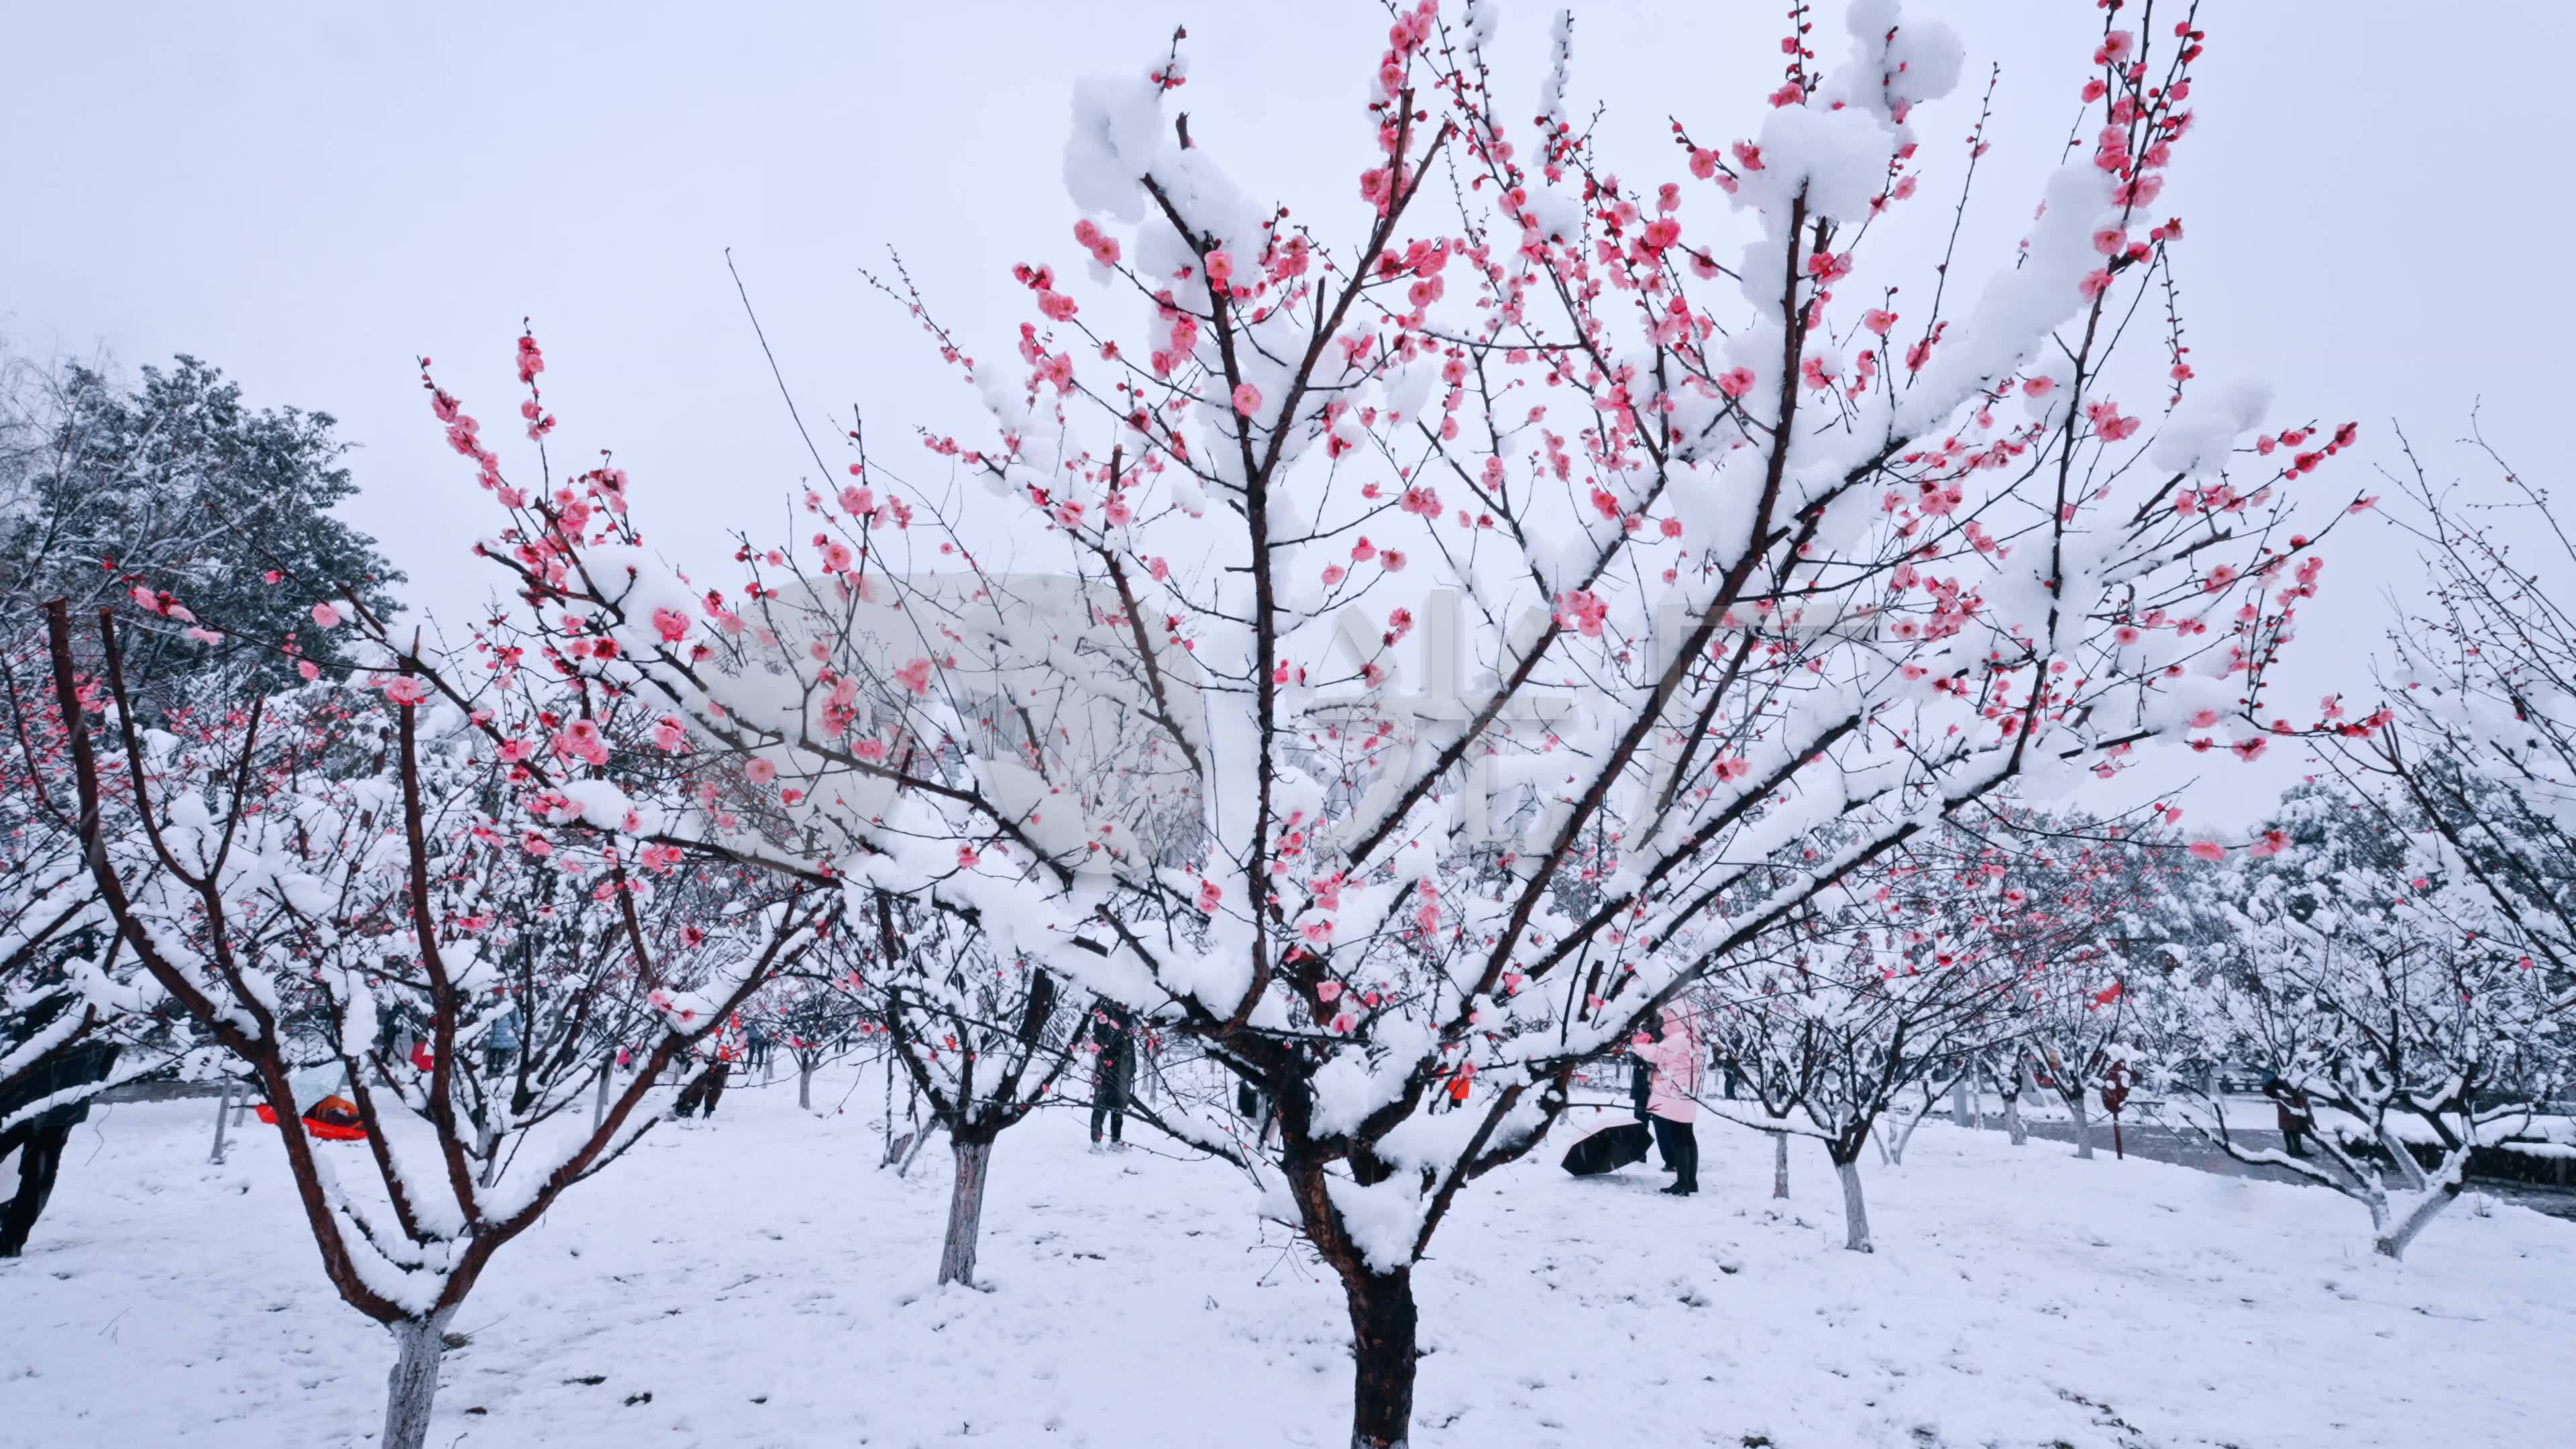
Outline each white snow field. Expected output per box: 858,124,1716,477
3,1073,2565,1448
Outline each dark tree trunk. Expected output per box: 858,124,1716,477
1342,1265,1419,1449
0,1121,72,1257
672,1063,712,1118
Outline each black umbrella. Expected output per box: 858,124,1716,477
1560,1120,1653,1177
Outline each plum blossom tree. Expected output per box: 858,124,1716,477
419,3,2352,1440
2164,782,2565,1260
39,600,834,1449
2324,425,2576,1005
2,643,141,1124
1696,853,2021,1251
1950,807,2184,1159
743,958,875,1112
831,889,1087,1287
0,641,219,1254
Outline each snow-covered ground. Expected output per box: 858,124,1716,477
4,1067,2567,1448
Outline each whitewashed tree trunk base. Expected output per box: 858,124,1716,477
2373,1184,2460,1261
207,1080,234,1165
1835,1157,1872,1252
939,1138,992,1286
380,1308,455,1449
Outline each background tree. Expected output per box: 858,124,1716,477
42,600,833,1449
2,344,402,1242
2325,425,2576,1009
743,961,876,1112
1951,807,2181,1159
1,347,400,695
835,896,1085,1286
0,637,221,1254
2165,782,2567,1260
1700,863,2019,1252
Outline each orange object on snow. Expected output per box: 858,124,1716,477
255,1094,370,1142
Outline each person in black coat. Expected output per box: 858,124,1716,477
1089,1004,1137,1148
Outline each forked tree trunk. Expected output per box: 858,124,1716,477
2372,1181,2463,1260
2003,1088,2027,1145
2066,1093,2094,1160
381,1307,456,1449
1888,1093,1933,1165
1344,1265,1419,1449
1833,1154,1872,1252
1772,1132,1790,1199
938,1137,993,1286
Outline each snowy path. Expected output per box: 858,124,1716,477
3,1071,2567,1448
1906,1095,2576,1222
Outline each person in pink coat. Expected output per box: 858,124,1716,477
1631,1004,1703,1196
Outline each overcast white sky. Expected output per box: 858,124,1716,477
5,1,2563,828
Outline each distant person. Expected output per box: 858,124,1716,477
1629,1021,1656,1125
2263,1075,2314,1158
1089,1003,1136,1150
674,1057,732,1118
1631,1005,1703,1196
482,1002,519,1077
1236,1076,1279,1149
